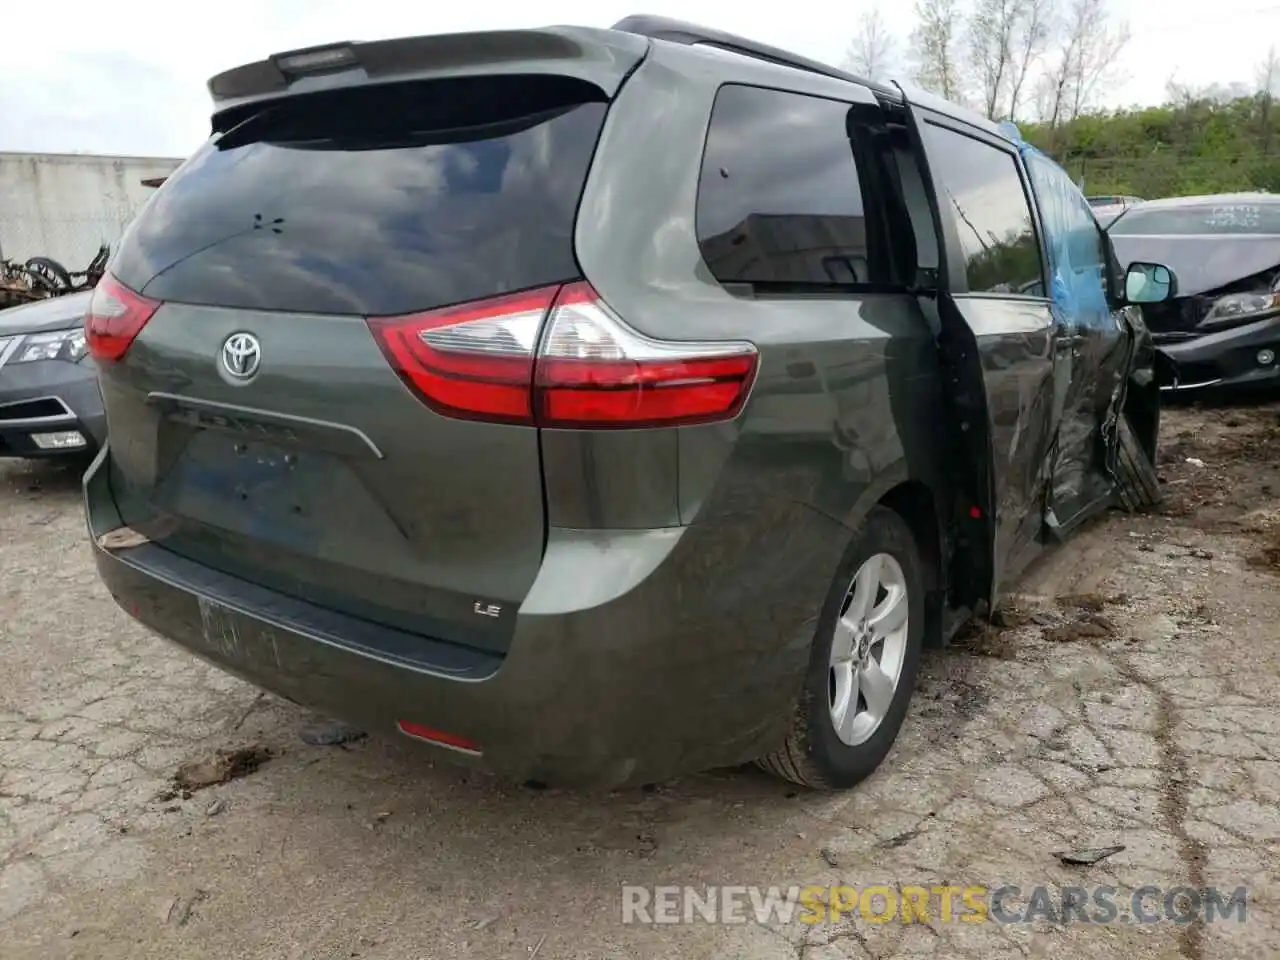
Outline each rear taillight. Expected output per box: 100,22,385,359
367,283,758,429
85,274,161,362
367,287,555,425
535,282,757,428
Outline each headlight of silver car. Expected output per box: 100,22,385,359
10,328,88,364
1199,291,1280,329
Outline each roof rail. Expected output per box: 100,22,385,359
611,14,899,99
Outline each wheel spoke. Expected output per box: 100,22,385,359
831,614,856,664
869,586,908,637
859,658,895,722
829,662,857,734
846,554,881,623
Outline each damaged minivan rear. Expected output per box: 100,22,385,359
85,19,1178,791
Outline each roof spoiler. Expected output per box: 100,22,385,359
205,26,650,127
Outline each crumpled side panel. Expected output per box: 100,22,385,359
1020,141,1131,520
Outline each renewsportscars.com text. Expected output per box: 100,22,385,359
621,884,1249,926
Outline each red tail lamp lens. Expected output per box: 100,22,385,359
366,283,758,428
85,274,161,362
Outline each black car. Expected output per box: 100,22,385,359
84,16,1177,791
0,289,106,459
1108,193,1280,392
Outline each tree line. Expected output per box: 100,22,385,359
843,0,1131,125
843,1,1280,196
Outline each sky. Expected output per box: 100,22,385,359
1,0,1277,159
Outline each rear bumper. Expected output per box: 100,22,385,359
85,444,843,788
0,359,106,458
1156,314,1280,392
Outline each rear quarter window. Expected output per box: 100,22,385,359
695,84,893,288
110,75,609,317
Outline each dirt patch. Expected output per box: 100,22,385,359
968,590,1130,650
1246,534,1280,571
1057,591,1130,614
1057,591,1108,613
1043,614,1116,643
1040,593,1127,642
952,596,1047,657
1240,505,1280,572
951,620,1019,658
989,598,1037,628
170,743,272,794
1157,399,1280,527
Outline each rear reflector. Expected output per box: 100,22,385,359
396,720,481,754
85,274,161,362
367,283,758,429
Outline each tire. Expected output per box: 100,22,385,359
1114,412,1160,512
23,256,72,292
757,505,926,790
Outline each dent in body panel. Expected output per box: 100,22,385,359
957,296,1057,592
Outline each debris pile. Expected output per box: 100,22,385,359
0,244,109,308
170,743,273,794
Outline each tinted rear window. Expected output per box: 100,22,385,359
111,76,608,316
1110,202,1280,236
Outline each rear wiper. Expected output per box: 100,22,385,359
214,106,283,151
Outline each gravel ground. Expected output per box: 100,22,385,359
2,400,1278,960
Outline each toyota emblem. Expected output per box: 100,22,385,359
219,332,262,382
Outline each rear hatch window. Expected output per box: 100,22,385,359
111,74,609,316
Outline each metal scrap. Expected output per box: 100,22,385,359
0,244,109,309
1053,845,1125,865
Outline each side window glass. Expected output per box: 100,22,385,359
696,84,893,288
1026,153,1110,326
921,123,1044,295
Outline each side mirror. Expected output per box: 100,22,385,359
1124,262,1177,304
